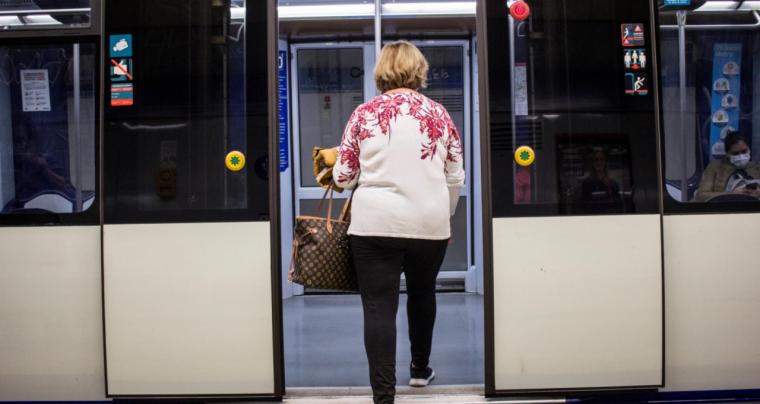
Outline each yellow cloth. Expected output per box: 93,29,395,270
312,147,343,191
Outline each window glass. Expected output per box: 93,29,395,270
0,0,91,30
659,10,760,205
0,42,96,216
104,0,270,223
297,48,364,188
486,0,661,217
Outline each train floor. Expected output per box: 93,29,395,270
283,292,485,388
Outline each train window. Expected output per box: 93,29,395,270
485,0,661,217
659,7,760,211
0,0,92,31
296,48,364,188
103,0,270,224
0,42,98,222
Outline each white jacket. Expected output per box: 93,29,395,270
333,91,465,240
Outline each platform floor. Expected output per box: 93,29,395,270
283,292,484,388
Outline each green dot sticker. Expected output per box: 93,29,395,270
514,145,535,167
226,151,246,172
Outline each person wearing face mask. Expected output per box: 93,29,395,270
695,131,760,201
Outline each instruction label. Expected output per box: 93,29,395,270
514,63,528,116
20,69,51,112
111,83,134,107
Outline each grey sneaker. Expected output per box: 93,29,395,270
409,364,435,387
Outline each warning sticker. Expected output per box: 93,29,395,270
625,72,649,95
621,24,645,47
111,83,134,107
623,49,647,70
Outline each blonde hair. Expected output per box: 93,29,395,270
374,40,429,93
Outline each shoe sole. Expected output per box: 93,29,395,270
409,370,435,387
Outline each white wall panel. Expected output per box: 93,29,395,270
492,215,662,390
0,226,104,401
104,222,274,396
663,213,760,391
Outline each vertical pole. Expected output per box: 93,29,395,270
375,0,382,92
73,43,83,212
677,10,688,202
508,16,517,194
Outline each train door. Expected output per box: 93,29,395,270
479,0,664,394
286,41,479,294
0,1,103,400
279,4,484,389
657,2,760,391
101,0,282,398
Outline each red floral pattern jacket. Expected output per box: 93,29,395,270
333,91,465,240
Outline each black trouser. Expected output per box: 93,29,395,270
350,236,449,404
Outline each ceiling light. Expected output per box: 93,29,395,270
278,4,375,20
694,1,740,11
382,1,476,17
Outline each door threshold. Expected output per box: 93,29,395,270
286,384,483,397
285,385,565,403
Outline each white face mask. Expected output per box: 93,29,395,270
730,152,751,168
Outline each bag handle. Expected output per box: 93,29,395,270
313,187,336,234
339,190,355,222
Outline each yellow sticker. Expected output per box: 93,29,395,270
225,151,246,171
514,145,535,167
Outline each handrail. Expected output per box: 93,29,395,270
659,10,760,29
0,8,89,16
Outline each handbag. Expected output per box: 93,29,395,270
289,187,358,292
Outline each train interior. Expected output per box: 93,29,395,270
1,0,760,401
276,0,484,388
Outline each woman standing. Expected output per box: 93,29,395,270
332,41,465,404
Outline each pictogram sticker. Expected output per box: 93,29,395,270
621,24,645,47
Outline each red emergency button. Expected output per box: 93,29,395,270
510,1,530,20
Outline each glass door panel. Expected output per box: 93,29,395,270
104,0,268,223
491,0,660,216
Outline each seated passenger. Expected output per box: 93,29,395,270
695,132,760,201
581,150,621,203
